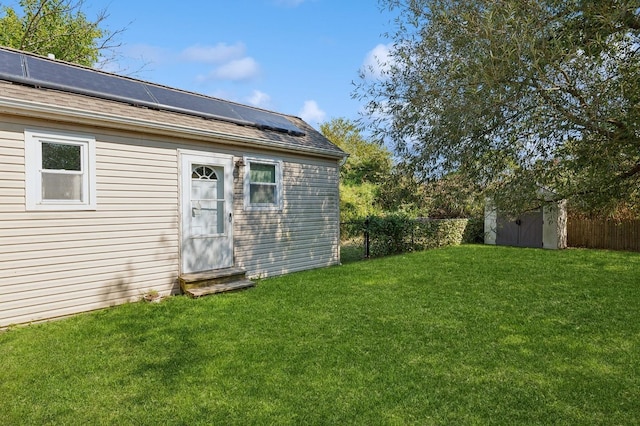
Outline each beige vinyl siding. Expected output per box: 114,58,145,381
1,115,342,327
234,157,340,278
0,127,25,215
0,120,180,327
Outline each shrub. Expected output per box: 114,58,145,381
365,215,470,257
413,218,468,250
367,213,414,257
462,217,485,244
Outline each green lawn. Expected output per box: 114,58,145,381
1,245,639,425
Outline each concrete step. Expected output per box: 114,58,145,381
179,267,247,291
183,279,255,298
179,267,255,297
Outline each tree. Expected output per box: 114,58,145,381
321,118,393,223
377,167,484,218
320,117,393,185
376,167,429,214
356,0,640,216
0,0,123,67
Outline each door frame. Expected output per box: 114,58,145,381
178,149,235,274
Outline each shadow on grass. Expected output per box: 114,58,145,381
340,240,367,264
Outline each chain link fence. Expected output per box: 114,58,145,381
341,216,483,261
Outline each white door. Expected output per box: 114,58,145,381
180,152,234,274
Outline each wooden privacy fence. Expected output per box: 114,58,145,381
568,218,640,252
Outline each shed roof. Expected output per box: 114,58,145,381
0,47,345,159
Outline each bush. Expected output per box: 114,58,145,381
413,218,468,250
367,213,415,257
462,217,485,244
341,219,367,241
365,215,470,257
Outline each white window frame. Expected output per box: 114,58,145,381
243,156,283,211
25,128,97,211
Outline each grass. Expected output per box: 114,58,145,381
1,245,639,424
340,238,366,263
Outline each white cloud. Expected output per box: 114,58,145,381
181,42,246,63
208,57,260,81
247,90,272,108
96,43,172,76
126,44,172,62
298,100,326,127
362,43,393,79
274,0,307,6
112,42,263,84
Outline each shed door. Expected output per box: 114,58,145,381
518,211,543,248
180,152,234,273
496,210,543,248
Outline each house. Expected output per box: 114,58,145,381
0,47,345,327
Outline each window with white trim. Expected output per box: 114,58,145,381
25,129,96,211
243,157,283,211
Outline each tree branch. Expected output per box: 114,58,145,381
20,0,48,51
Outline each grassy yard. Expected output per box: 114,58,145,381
1,245,639,425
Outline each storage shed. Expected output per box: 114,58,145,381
0,48,346,327
484,199,567,249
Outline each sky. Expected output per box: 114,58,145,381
67,0,399,130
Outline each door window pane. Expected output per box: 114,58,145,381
192,165,218,180
191,164,225,235
191,199,224,235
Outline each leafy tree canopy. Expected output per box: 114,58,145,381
0,0,122,67
320,117,393,185
378,169,483,219
356,0,640,216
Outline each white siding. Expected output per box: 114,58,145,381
0,119,341,327
233,156,340,278
0,120,180,327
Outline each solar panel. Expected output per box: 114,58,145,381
25,55,156,105
0,48,305,136
145,84,247,124
234,104,305,135
0,49,23,77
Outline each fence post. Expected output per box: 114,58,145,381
364,217,370,259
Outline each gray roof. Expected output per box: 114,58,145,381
0,47,345,159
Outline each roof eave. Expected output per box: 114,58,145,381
0,95,347,160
